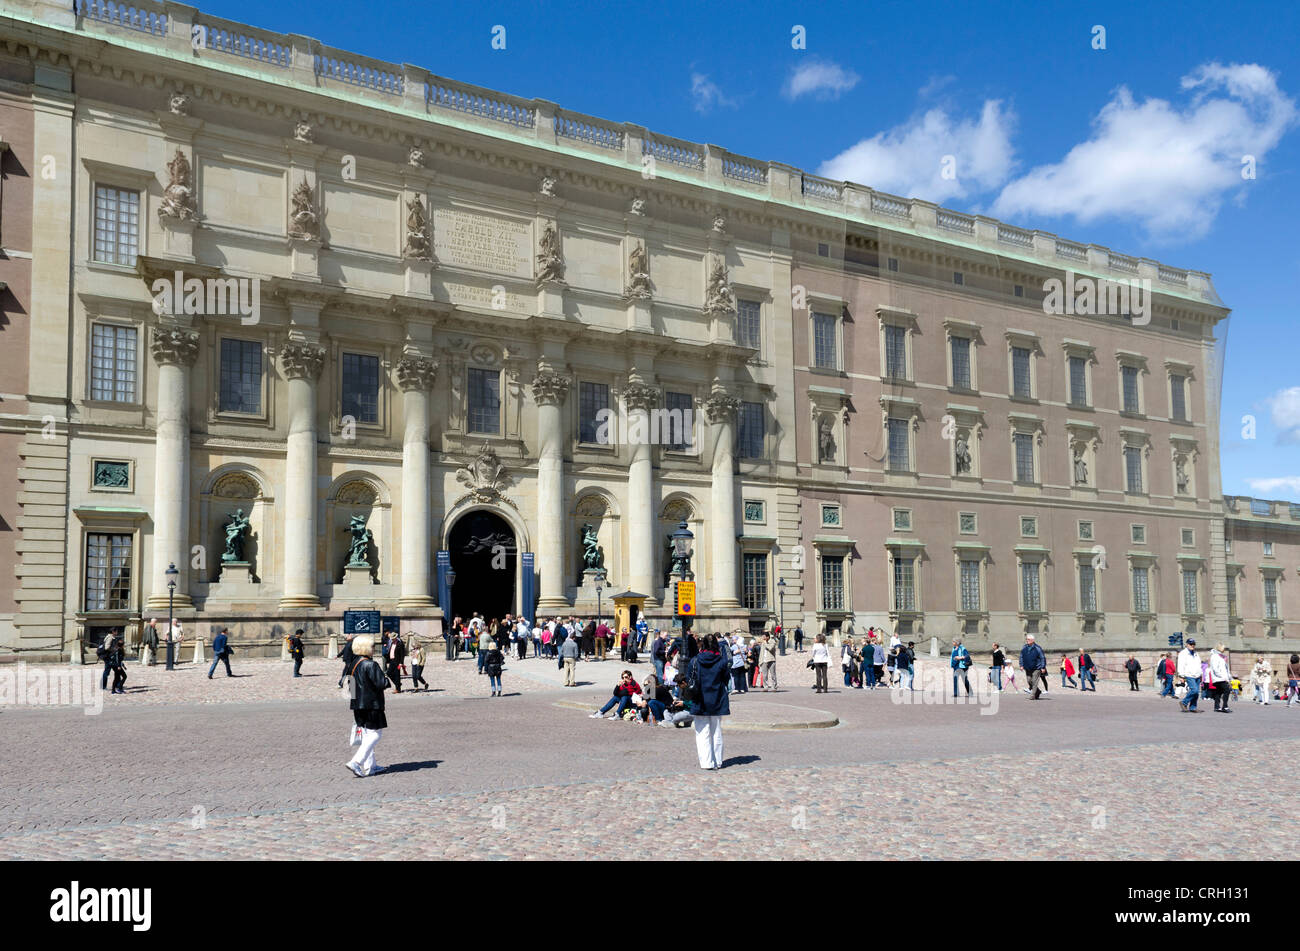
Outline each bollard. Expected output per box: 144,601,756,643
327,634,338,659
281,636,291,662
193,637,206,665
929,636,939,658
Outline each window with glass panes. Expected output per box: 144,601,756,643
884,324,907,378
1264,577,1279,619
742,552,768,611
1132,566,1150,613
1181,568,1198,614
1226,575,1237,616
1124,446,1143,492
1014,433,1035,483
951,336,972,389
340,353,379,424
892,556,915,611
813,312,837,369
1021,562,1041,611
1011,346,1032,397
959,560,980,611
1068,356,1088,406
1122,365,1140,413
1079,563,1097,612
89,324,137,402
84,532,132,611
93,185,141,265
219,339,262,414
737,299,762,351
821,555,845,611
887,418,910,471
663,391,693,450
1170,374,1187,421
738,401,764,458
467,367,500,435
578,382,609,444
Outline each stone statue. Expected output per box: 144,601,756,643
536,222,565,283
1176,458,1189,494
168,92,191,116
539,176,557,197
292,119,314,143
408,145,426,168
288,179,319,240
625,242,651,299
629,197,647,217
712,213,727,234
818,415,836,463
346,515,372,568
703,258,736,316
1073,446,1089,485
158,149,197,221
403,195,433,261
222,509,250,564
955,435,972,474
581,523,604,571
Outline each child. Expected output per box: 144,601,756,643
484,640,505,696
1003,664,1017,693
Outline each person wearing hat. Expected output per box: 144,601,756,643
289,629,306,678
346,635,387,777
1176,638,1203,712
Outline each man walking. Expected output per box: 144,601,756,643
652,630,668,683
793,625,804,652
141,619,160,667
1020,633,1047,699
1177,638,1203,713
990,643,1005,691
759,633,779,691
289,629,306,677
1125,654,1142,691
386,631,404,693
208,628,234,678
950,638,973,698
560,629,580,686
337,632,355,688
898,641,916,691
1078,650,1097,692
98,630,119,691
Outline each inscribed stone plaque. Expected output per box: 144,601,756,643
434,209,532,277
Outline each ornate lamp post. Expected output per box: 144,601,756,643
595,569,606,629
778,577,787,656
444,566,457,661
164,562,178,670
671,520,695,646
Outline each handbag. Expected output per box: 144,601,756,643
348,724,362,746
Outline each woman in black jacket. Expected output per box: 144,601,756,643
484,640,506,696
346,635,388,777
688,634,732,770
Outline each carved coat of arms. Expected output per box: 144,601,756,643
455,444,514,505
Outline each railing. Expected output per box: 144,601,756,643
315,53,404,95
74,0,168,36
554,114,624,150
801,174,843,201
721,153,767,185
642,136,705,170
1158,265,1188,285
871,193,911,219
937,210,975,234
428,83,535,127
1109,252,1139,273
1055,239,1087,262
201,24,291,68
997,224,1033,248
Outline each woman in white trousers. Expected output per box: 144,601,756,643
346,635,389,777
687,634,732,770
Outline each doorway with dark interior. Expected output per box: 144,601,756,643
448,510,517,624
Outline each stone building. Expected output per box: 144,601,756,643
0,0,1294,663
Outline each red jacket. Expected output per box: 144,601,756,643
613,679,642,698
1062,658,1075,675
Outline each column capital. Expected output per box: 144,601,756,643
281,341,327,381
531,370,572,406
623,381,660,412
396,354,439,391
149,326,199,367
703,393,741,423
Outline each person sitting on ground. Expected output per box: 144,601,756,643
589,669,642,720
663,675,696,728
634,673,675,726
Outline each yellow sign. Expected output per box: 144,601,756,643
676,581,696,616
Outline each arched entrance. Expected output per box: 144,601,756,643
447,509,517,622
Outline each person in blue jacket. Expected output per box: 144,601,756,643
1019,634,1047,699
208,627,234,678
950,638,973,697
687,633,732,770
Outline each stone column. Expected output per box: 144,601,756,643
146,327,200,612
705,391,742,609
279,341,326,609
396,354,438,609
624,380,660,602
532,368,571,612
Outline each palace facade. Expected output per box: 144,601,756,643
0,0,1294,661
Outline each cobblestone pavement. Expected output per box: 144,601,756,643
3,651,1294,859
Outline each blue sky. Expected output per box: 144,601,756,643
205,0,1300,499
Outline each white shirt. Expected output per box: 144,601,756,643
1209,651,1230,683
468,617,483,633
811,643,830,664
1177,648,1202,679
889,635,901,649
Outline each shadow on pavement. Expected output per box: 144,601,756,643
721,755,760,768
382,760,442,774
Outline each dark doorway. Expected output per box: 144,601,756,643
448,510,516,622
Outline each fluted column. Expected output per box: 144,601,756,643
146,327,199,612
532,368,571,611
279,341,326,609
624,381,660,602
705,391,742,608
396,354,438,609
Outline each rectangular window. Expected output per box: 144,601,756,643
738,401,765,459
663,391,693,451
1021,516,1038,537
1079,564,1097,612
959,512,977,534
950,336,972,389
887,257,899,272
1264,541,1274,556
1014,433,1035,483
1182,528,1195,547
1132,524,1146,544
813,312,838,369
89,324,137,403
340,353,380,424
960,560,981,612
1132,566,1150,614
1124,446,1143,493
84,532,132,611
1014,284,1024,298
218,339,262,414
1011,346,1032,397
1226,574,1237,617
1264,577,1278,619
1068,356,1088,406
1251,499,1271,516
821,555,845,611
93,185,141,266
467,367,500,435
884,324,907,379
953,271,964,286
578,382,610,444
1021,562,1041,612
1182,568,1198,615
1170,374,1187,421
742,552,768,611
737,299,762,351
893,557,915,611
892,508,912,531
886,418,910,471
1078,520,1094,540
1122,365,1140,413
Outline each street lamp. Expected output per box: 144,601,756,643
671,520,695,650
444,566,457,661
777,577,787,655
164,562,178,670
595,569,605,629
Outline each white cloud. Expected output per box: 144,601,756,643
690,73,737,114
1265,385,1300,443
784,59,860,101
1246,476,1300,498
817,99,1016,204
993,63,1297,240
